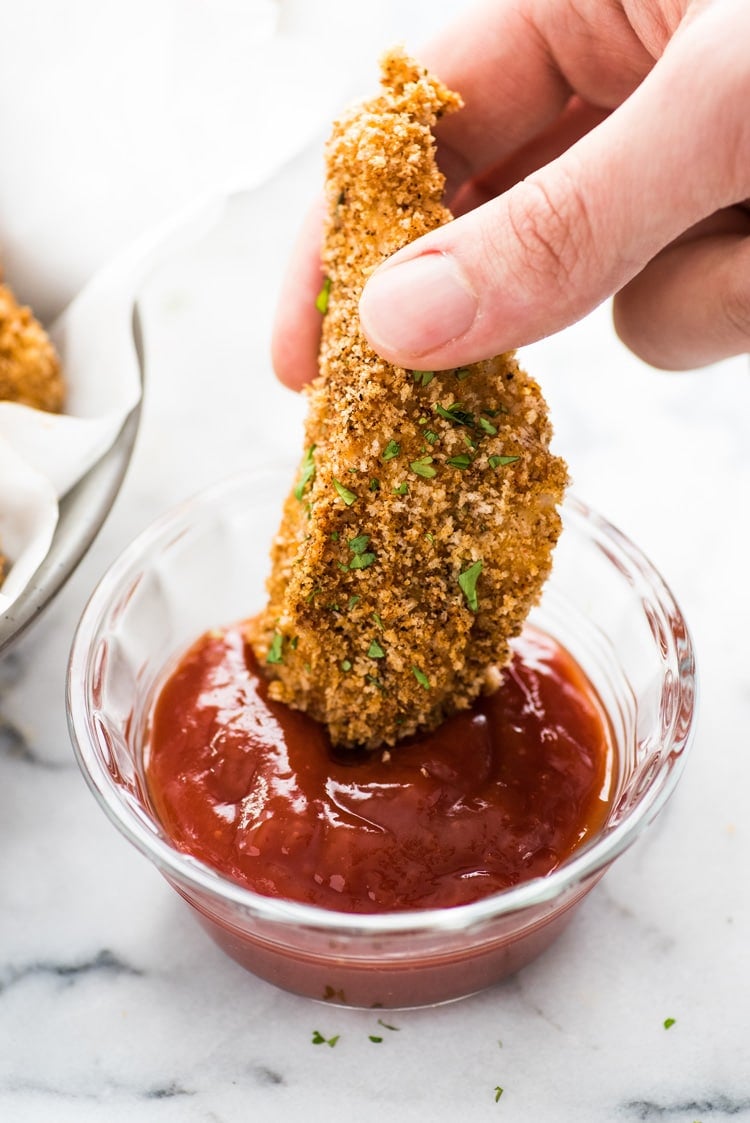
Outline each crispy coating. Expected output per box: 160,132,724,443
0,281,64,412
248,49,568,749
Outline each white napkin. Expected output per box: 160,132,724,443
0,192,226,615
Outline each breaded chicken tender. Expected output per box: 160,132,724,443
248,49,568,749
0,279,64,412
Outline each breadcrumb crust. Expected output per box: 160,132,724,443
0,282,64,413
0,277,65,583
248,49,568,749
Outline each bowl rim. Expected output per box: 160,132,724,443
66,472,697,937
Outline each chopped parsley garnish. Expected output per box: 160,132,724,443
290,636,298,650
369,478,380,491
369,1035,383,1044
455,367,471,381
372,612,384,630
315,277,331,314
348,534,370,555
330,531,339,541
311,1030,339,1047
294,445,316,501
425,532,435,545
410,455,436,479
393,482,408,495
366,674,384,691
483,406,506,417
458,559,483,612
411,665,430,690
488,454,520,469
341,659,352,672
382,439,401,461
266,632,284,664
446,453,472,470
463,433,478,449
494,1087,504,1102
347,595,361,611
663,1017,676,1029
367,639,385,659
479,416,498,435
411,370,434,387
434,402,475,428
333,478,357,506
423,429,439,445
349,552,375,570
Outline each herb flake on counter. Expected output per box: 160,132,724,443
458,559,483,612
489,454,520,469
369,1035,384,1043
315,277,331,314
311,1030,339,1047
266,632,284,665
411,455,437,479
377,1018,400,1031
294,445,316,501
447,453,472,470
663,1017,676,1029
382,439,401,461
333,478,358,506
494,1086,504,1103
368,640,386,659
412,665,430,690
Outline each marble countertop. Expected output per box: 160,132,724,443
1,3,749,1121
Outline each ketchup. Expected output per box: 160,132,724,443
146,624,614,913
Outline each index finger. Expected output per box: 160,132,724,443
425,0,655,196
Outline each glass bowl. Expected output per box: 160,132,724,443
67,470,696,1008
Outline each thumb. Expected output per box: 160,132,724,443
359,15,748,368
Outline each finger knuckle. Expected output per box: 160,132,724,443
722,272,750,341
502,171,597,292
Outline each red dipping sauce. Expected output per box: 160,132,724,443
145,624,614,914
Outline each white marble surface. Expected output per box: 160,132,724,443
1,3,749,1121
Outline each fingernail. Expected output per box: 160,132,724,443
360,252,478,358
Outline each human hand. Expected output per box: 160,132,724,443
273,0,750,389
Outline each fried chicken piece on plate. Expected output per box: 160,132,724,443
248,48,568,750
0,279,64,412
